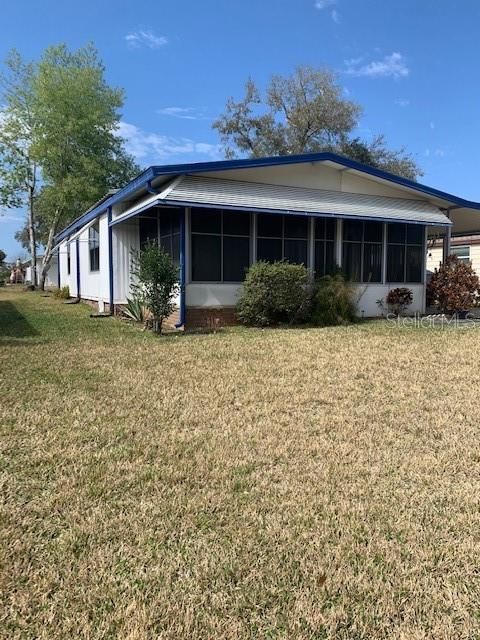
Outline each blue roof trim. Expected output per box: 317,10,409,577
55,152,480,243
54,167,156,244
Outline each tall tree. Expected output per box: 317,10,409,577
213,66,422,180
0,51,39,285
32,43,139,288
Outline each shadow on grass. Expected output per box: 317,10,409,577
0,300,39,338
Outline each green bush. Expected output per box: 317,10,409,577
311,272,357,326
53,285,70,299
427,255,479,314
131,243,180,334
237,261,310,326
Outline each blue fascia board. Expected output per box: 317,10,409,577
54,166,157,244
55,152,480,243
148,152,480,210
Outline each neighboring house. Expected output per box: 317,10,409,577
24,255,58,288
54,152,480,328
427,235,480,275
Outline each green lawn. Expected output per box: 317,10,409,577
2,288,480,639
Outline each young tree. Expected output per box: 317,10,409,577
32,43,139,289
0,51,39,285
213,66,422,180
131,244,180,334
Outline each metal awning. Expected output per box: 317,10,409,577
110,175,452,227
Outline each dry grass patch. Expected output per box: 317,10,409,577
1,289,480,639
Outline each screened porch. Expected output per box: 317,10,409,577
135,205,427,287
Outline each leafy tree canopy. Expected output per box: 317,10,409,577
31,43,139,236
0,43,140,288
213,66,422,180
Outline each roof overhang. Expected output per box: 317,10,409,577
110,175,451,228
56,151,480,242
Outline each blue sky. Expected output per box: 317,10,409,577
1,0,479,260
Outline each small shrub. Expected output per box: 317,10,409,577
131,243,180,334
0,265,9,286
237,261,310,326
121,297,147,323
427,255,479,314
53,286,70,299
311,272,357,326
385,287,413,316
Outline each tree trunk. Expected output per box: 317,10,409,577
27,185,37,287
40,222,57,291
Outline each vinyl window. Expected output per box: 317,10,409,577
451,245,470,264
89,222,100,272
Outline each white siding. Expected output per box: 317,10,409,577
25,257,58,287
186,284,242,308
202,162,421,200
113,218,139,304
76,213,109,303
44,257,58,288
356,284,424,317
186,282,424,317
58,241,70,290
427,243,480,277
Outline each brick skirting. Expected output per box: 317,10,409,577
79,298,237,330
185,307,238,329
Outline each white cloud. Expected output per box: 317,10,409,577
424,148,446,158
157,106,208,121
117,121,222,164
314,0,340,22
331,9,341,23
345,52,409,79
125,30,168,50
314,0,336,8
395,98,410,107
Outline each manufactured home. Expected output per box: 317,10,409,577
427,234,480,276
24,255,58,289
54,152,480,328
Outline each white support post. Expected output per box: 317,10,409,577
335,219,343,268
